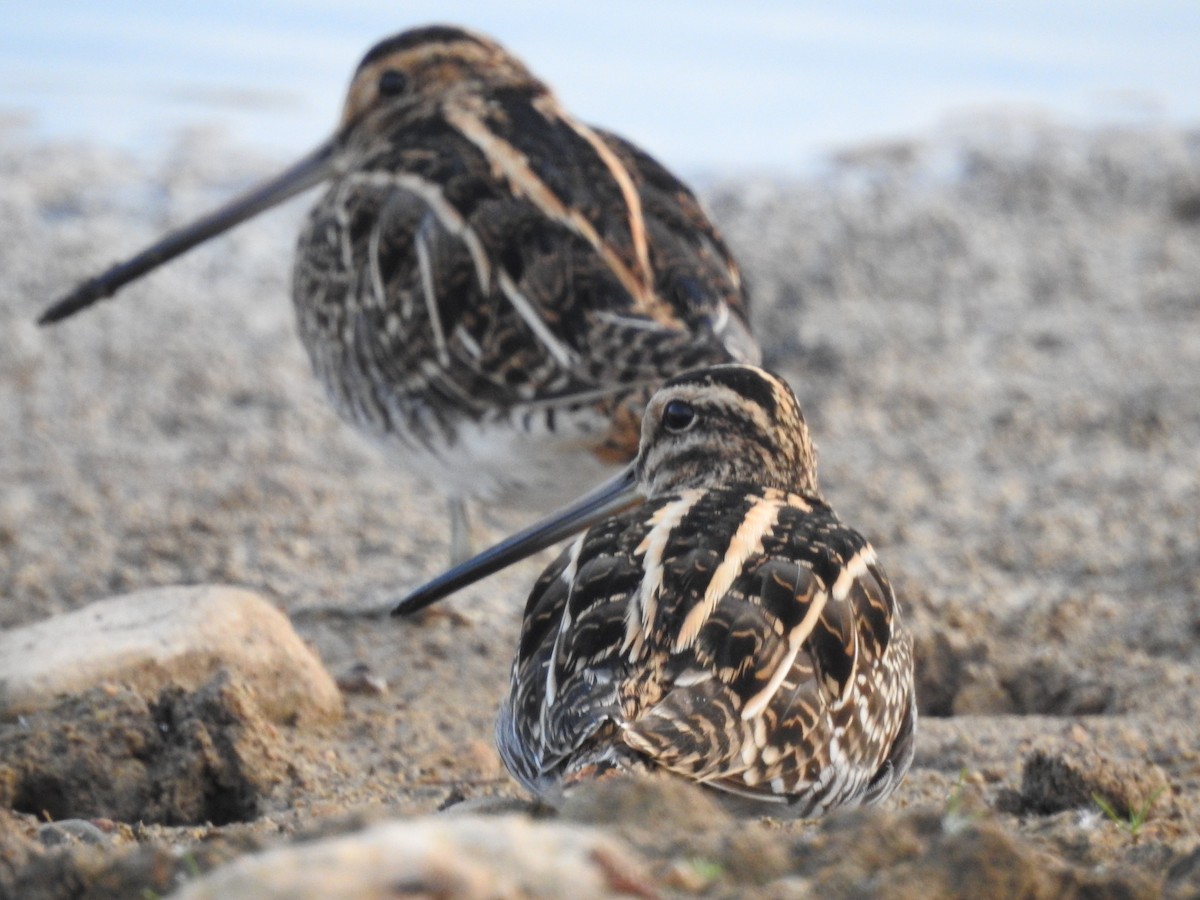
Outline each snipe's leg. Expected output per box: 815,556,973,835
447,496,473,566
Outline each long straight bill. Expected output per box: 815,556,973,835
38,138,341,325
392,465,642,616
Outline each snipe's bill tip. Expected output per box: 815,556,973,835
390,596,421,617
37,303,68,326
38,289,98,326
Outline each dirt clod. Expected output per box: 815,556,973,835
0,672,287,826
999,746,1172,819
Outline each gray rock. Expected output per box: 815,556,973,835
170,815,651,900
36,819,110,847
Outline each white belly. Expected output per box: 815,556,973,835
381,408,625,513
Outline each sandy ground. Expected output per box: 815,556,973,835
1,113,1199,896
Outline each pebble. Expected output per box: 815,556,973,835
36,819,110,847
334,662,388,696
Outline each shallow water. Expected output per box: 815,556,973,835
3,0,1199,174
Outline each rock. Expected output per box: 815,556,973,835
0,585,342,726
170,815,652,900
36,819,110,848
0,672,289,825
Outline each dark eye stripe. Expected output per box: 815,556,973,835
664,366,779,419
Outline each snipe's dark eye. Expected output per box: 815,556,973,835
377,69,409,97
662,399,697,433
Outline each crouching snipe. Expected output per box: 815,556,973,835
396,364,916,816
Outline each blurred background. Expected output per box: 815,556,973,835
2,0,1198,175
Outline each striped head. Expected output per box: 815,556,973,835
339,26,546,131
636,365,818,497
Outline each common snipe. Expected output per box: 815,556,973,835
395,364,915,816
38,25,759,559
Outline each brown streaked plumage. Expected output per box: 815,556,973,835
37,25,759,559
395,365,916,817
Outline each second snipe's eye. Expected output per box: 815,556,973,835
378,69,409,97
662,399,697,433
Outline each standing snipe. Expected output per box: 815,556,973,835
395,365,915,816
38,24,759,559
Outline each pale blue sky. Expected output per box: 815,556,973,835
2,1,1197,173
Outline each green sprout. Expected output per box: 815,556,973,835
943,767,984,832
1092,786,1167,839
944,767,971,819
686,857,726,883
